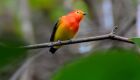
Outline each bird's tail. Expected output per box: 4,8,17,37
49,47,58,54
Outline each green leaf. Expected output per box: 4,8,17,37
0,46,26,68
0,38,27,69
130,37,140,47
52,48,140,80
0,45,26,80
0,35,27,80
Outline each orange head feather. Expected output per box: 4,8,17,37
67,10,86,22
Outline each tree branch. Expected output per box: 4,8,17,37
21,33,134,50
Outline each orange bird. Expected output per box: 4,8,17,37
49,10,86,54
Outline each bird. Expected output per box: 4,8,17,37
49,9,86,54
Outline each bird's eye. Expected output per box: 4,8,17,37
77,11,79,14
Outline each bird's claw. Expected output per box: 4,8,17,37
57,40,62,45
50,42,54,47
68,39,72,43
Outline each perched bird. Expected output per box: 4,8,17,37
49,10,86,54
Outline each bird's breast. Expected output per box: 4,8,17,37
68,22,79,33
61,16,80,33
67,20,79,32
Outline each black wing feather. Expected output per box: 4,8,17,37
50,20,59,41
49,20,60,54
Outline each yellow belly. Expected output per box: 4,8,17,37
54,25,76,41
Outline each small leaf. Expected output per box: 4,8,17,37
130,37,140,47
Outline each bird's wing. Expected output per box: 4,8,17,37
50,19,61,41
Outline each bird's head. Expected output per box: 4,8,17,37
68,10,86,22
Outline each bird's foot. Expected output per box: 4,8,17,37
68,39,72,43
57,40,62,45
50,42,53,47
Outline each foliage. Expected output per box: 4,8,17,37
0,36,27,80
0,37,27,69
73,0,88,13
52,48,140,80
0,46,26,68
131,37,140,47
29,0,57,10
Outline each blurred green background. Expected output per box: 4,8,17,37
52,48,140,80
0,0,140,80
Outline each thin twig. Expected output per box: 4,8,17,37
21,33,134,50
111,26,118,34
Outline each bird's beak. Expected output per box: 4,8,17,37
83,13,87,15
